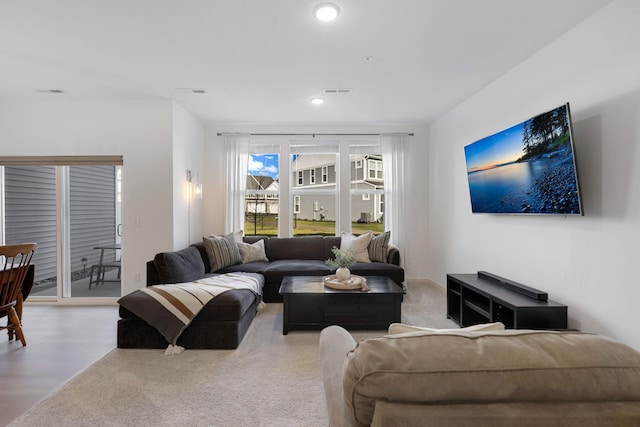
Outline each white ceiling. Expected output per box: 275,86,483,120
0,0,612,124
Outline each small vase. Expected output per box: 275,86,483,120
336,267,351,282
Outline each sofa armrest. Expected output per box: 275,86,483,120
146,260,159,285
319,326,365,427
387,244,400,265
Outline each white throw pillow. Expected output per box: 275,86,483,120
340,231,372,263
237,239,269,264
388,322,505,335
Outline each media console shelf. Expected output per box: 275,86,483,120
447,272,567,329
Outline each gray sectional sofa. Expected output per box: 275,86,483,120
118,235,404,349
145,235,403,303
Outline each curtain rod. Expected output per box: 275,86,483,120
216,132,414,137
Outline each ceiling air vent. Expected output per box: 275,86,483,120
323,88,352,94
36,89,65,94
176,88,206,94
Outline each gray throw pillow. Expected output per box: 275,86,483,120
154,246,205,283
368,231,390,263
238,239,269,264
202,233,242,272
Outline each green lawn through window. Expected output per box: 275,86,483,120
244,214,383,236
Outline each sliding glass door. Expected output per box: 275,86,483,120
1,162,122,299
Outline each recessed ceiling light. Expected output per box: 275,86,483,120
313,3,340,22
310,97,325,105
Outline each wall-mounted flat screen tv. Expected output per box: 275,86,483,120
464,103,582,215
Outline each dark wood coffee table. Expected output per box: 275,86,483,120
279,275,403,334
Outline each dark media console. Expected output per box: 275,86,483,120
447,272,567,330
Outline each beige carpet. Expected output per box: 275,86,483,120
10,280,455,427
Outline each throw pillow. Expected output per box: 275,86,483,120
388,322,505,335
340,231,372,263
202,233,242,272
368,231,390,263
238,239,269,264
153,246,205,284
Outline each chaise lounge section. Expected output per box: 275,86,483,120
118,245,263,349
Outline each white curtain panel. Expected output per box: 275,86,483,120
223,133,250,233
381,133,407,266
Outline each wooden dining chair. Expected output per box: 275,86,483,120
0,243,37,346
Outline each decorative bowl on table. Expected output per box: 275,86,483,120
323,274,369,291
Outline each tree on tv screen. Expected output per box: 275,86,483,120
520,106,569,161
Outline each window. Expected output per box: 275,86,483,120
245,149,279,236
351,151,384,234
239,136,387,237
368,159,383,180
293,195,301,213
291,145,338,236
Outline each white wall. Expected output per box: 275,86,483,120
0,98,181,296
427,0,640,349
172,103,205,248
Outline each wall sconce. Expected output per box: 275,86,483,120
187,169,203,200
194,178,203,200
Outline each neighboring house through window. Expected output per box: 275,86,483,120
293,195,301,214
368,159,383,180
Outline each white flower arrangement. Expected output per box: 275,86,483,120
325,246,356,268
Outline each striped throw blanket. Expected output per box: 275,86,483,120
118,273,262,353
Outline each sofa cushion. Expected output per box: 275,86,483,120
267,236,328,261
342,330,640,425
348,262,404,283
388,321,505,335
153,246,205,284
261,259,332,285
219,261,269,274
264,259,332,273
368,231,390,262
203,234,242,272
323,236,342,260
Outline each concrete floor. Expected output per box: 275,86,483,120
0,304,119,426
29,269,122,298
